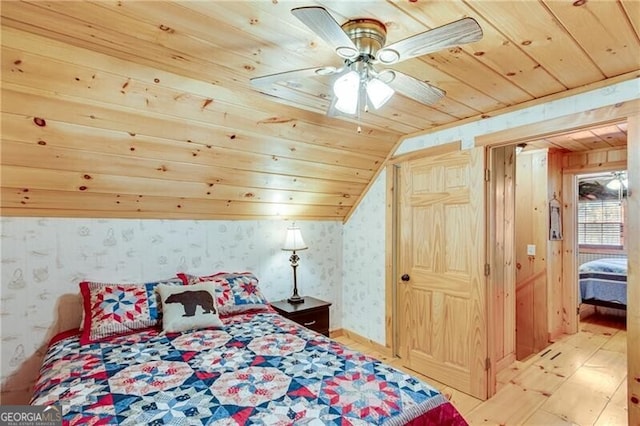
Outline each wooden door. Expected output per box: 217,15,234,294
397,146,488,400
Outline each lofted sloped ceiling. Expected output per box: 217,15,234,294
1,1,639,221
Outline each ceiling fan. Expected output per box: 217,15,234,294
250,6,483,117
578,171,628,200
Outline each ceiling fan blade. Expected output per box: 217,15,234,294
250,66,339,89
292,6,359,59
377,17,482,64
385,70,445,105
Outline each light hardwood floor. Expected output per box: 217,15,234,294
334,314,627,425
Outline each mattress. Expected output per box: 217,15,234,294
579,257,627,306
31,311,467,425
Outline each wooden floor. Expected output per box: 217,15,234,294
334,313,627,425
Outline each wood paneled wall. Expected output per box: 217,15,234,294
546,150,564,341
562,146,627,173
515,150,549,360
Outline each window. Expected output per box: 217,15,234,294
577,199,624,248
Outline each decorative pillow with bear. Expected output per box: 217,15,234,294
157,281,224,333
79,277,184,344
178,272,269,315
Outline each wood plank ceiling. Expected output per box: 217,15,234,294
1,1,638,220
524,122,628,152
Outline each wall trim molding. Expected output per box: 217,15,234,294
397,75,640,155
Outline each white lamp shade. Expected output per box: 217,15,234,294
366,77,394,109
606,171,628,190
606,179,622,190
333,70,360,114
282,227,308,251
606,177,628,190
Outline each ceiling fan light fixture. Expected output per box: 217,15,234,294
366,77,394,109
335,93,359,115
333,70,360,114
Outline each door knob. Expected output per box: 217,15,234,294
401,274,410,282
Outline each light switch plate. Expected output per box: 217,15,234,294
527,244,536,256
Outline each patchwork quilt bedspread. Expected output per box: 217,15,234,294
579,257,627,305
31,312,467,425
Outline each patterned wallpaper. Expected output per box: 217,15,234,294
0,218,343,403
342,170,387,343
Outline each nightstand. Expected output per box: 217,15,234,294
271,297,331,337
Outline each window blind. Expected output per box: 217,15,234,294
577,200,624,247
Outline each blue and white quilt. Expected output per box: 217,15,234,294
579,257,627,306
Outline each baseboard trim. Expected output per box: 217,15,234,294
495,353,516,373
331,328,392,357
329,328,344,338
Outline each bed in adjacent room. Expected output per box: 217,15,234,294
30,273,467,425
579,257,628,310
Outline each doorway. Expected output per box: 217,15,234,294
488,123,629,368
575,170,628,321
488,145,555,365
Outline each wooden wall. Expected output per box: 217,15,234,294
515,150,550,360
546,150,564,340
562,146,627,172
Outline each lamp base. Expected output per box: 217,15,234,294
287,295,305,304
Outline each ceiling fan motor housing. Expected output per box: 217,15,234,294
340,19,387,59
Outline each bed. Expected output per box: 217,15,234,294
579,257,627,310
30,273,467,425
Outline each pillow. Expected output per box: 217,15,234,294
157,281,223,333
178,272,269,315
79,277,183,344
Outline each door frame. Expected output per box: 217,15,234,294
486,144,517,387
395,145,488,398
561,160,628,329
384,102,639,405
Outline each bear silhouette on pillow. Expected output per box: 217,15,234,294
165,290,216,317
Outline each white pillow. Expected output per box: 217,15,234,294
158,282,223,333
